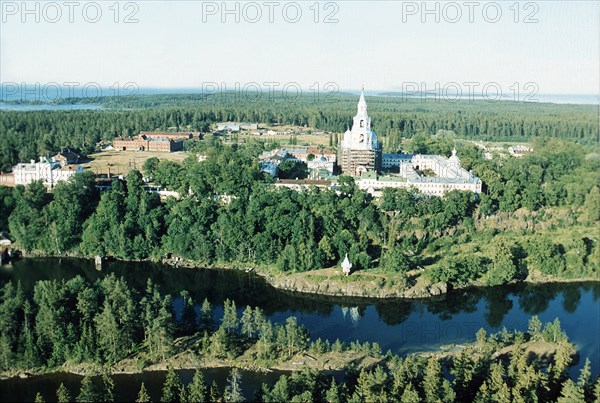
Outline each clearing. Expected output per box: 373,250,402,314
84,150,189,176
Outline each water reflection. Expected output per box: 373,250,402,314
341,306,363,327
562,287,581,313
0,368,292,403
483,288,513,328
1,258,598,375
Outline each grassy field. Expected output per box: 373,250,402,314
84,150,188,176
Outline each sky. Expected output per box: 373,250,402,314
1,0,599,96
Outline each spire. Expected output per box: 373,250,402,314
359,87,366,104
357,86,367,115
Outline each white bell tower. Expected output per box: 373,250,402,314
349,87,374,149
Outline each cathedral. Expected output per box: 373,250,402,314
338,89,382,176
336,89,483,197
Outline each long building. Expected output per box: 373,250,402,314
11,156,83,188
113,132,192,152
355,150,482,197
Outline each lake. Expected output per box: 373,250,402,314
0,258,598,401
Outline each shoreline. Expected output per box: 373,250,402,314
0,343,383,381
9,253,600,301
0,335,575,383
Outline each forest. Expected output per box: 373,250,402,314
0,92,598,171
1,276,598,402
1,132,598,290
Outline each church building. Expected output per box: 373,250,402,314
336,89,483,197
338,89,382,176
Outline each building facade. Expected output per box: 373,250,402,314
12,157,84,188
140,131,197,140
338,90,382,176
338,91,482,197
113,132,186,152
355,149,482,196
258,90,483,197
259,146,337,177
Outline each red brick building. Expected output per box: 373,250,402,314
113,132,189,152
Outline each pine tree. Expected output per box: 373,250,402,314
209,381,222,403
179,384,188,403
252,307,266,332
578,358,593,400
486,363,511,402
399,382,420,403
21,299,37,368
423,358,442,402
161,369,183,403
552,341,575,384
528,315,543,340
221,299,238,334
557,379,585,402
147,297,175,362
475,328,487,347
34,392,45,403
102,372,115,402
224,368,244,402
240,306,255,338
325,378,340,403
94,300,120,364
57,383,71,403
200,298,213,331
179,290,196,334
136,382,151,403
583,186,600,221
76,375,97,403
188,369,208,403
269,375,290,402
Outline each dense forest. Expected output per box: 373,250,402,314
2,277,599,402
1,92,598,171
1,134,598,290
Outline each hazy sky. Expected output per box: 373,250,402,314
1,1,599,95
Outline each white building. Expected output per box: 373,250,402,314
217,123,240,132
338,91,482,197
508,145,533,157
12,157,84,187
338,89,382,175
381,153,414,170
355,149,482,197
259,147,336,177
264,90,483,198
307,156,335,175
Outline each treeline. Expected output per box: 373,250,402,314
0,274,330,372
1,92,598,171
20,298,600,402
32,359,600,403
1,137,599,286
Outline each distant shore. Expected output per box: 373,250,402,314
10,253,600,301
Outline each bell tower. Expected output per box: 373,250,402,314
338,87,382,176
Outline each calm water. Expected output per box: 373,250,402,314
0,367,295,402
0,258,599,401
0,103,103,111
